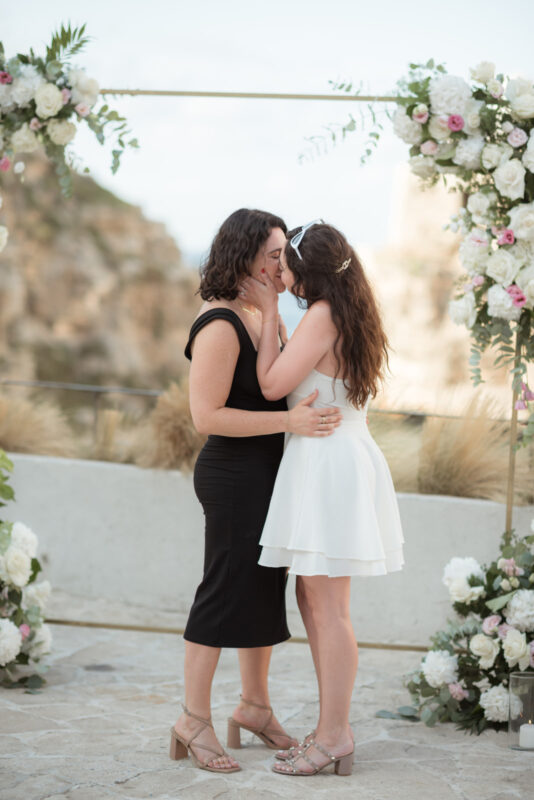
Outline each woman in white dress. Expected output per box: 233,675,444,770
239,221,404,777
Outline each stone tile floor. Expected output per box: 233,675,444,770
1,623,531,800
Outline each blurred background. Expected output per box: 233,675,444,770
1,0,533,502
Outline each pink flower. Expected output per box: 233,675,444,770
448,682,469,701
482,614,502,635
0,156,10,172
524,390,534,402
530,641,534,669
498,556,525,576
472,275,485,286
470,231,489,247
420,139,438,156
0,71,13,84
74,102,90,118
19,623,30,639
448,114,465,132
61,88,71,104
497,228,515,246
506,284,527,308
498,623,514,639
29,117,42,131
507,127,528,148
413,110,429,124
515,399,527,410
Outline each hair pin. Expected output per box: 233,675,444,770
336,258,351,273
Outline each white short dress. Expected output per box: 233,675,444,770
258,369,405,577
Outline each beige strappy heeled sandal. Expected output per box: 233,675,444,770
170,704,241,773
227,696,297,750
272,736,354,777
275,729,316,761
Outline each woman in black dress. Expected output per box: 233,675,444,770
169,209,342,773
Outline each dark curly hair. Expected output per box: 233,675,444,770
198,208,287,300
285,223,389,408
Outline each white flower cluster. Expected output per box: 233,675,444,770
504,589,534,632
421,649,458,688
442,557,485,605
480,684,522,723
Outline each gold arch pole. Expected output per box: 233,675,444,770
100,89,398,102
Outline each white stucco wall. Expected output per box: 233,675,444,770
7,453,534,646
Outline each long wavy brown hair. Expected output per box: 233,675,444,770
198,208,287,300
285,223,389,407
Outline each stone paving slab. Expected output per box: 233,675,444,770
0,624,532,800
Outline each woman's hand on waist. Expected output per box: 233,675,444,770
287,389,342,437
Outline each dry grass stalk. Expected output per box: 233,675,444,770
0,392,74,458
93,409,123,462
369,414,420,493
133,382,206,471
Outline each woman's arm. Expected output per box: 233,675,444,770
189,318,341,436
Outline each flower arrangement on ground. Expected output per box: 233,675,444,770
0,22,138,252
0,450,52,690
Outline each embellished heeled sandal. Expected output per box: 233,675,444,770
275,729,316,761
227,696,297,750
272,737,354,777
170,704,241,773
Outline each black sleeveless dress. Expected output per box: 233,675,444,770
183,308,291,648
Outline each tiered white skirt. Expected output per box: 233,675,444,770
258,421,405,577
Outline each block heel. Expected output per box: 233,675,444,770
226,718,242,749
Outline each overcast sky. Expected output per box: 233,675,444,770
3,0,534,267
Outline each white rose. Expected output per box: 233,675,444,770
0,545,32,587
430,75,472,116
505,78,534,120
448,577,485,604
29,623,52,659
34,83,64,119
11,522,38,559
463,99,483,135
508,202,534,240
449,293,477,328
480,685,511,722
493,159,526,200
10,123,39,154
467,191,496,224
486,249,520,285
0,226,8,254
67,69,100,108
23,579,51,612
503,628,530,670
0,619,22,667
46,119,77,146
421,649,458,688
515,264,534,307
487,284,522,321
470,62,495,84
393,107,423,145
428,114,451,142
469,633,500,668
482,143,513,171
522,132,534,173
459,235,490,275
408,155,436,179
504,589,534,632
10,64,45,107
453,135,485,170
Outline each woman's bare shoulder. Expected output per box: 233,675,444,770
194,298,235,322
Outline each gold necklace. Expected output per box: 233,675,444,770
239,303,258,317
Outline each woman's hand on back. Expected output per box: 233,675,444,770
288,389,342,437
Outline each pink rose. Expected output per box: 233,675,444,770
19,623,30,639
61,88,72,104
472,275,485,286
524,389,534,402
448,115,464,132
448,682,469,701
0,71,13,84
0,156,10,172
482,614,502,635
413,111,429,124
515,399,527,410
420,139,438,156
498,623,514,639
75,103,91,117
29,117,42,132
506,285,527,308
497,228,515,246
498,556,525,575
507,127,528,148
470,231,489,247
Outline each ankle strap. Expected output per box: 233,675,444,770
240,695,272,712
181,702,213,728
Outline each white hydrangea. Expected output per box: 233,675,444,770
493,159,526,201
0,545,32,587
393,107,423,145
443,556,485,585
487,284,522,321
10,123,39,154
449,293,477,328
429,75,472,116
0,619,22,666
467,191,496,224
428,114,451,142
480,684,514,722
503,628,530,670
47,119,77,146
29,624,52,659
409,155,436,179
504,590,534,632
67,69,100,108
470,62,495,84
469,633,500,669
515,264,534,307
509,201,534,241
422,649,458,688
486,249,520,286
23,580,51,611
0,83,15,112
11,522,38,559
35,83,63,119
482,143,513,170
10,64,45,107
453,135,485,170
